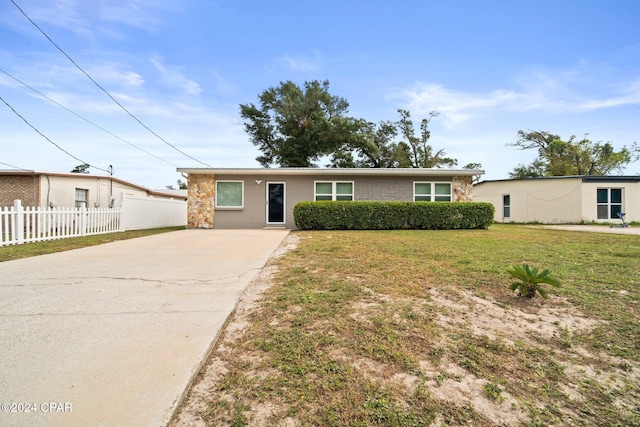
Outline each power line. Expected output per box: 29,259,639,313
10,0,212,168
0,160,30,170
0,67,179,168
0,95,110,174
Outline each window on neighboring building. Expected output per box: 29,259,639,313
413,182,452,202
314,181,354,201
75,188,88,208
216,181,244,208
502,194,511,218
597,188,622,220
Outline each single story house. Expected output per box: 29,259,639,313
474,176,640,224
176,167,484,229
0,170,186,209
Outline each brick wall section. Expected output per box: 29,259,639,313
0,175,40,208
355,176,474,202
187,174,215,228
452,176,474,201
355,177,414,201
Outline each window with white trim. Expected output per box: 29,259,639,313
413,182,451,202
216,181,244,208
597,188,622,219
502,194,511,218
75,188,88,208
314,181,353,201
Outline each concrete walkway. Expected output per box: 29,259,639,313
540,224,640,235
0,229,289,427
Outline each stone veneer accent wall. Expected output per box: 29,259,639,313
187,174,215,228
452,176,474,201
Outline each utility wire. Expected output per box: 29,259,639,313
0,67,179,168
0,160,31,170
10,0,212,168
0,95,110,174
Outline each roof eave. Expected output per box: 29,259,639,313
176,167,484,177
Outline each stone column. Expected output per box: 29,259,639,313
187,174,215,228
452,176,474,202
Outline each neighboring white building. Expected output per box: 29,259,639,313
474,176,640,224
0,170,186,209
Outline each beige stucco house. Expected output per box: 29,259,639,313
177,167,483,229
474,176,640,224
0,170,186,209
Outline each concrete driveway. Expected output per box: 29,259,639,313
540,224,640,235
0,229,289,427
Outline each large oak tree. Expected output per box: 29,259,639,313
239,80,361,167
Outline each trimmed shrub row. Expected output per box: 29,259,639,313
294,201,495,230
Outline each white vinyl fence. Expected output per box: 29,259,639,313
121,194,187,231
1,195,187,247
1,200,122,246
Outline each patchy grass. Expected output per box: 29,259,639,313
0,226,184,262
174,225,640,426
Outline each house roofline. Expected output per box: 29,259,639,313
176,167,484,177
0,170,185,199
477,175,640,185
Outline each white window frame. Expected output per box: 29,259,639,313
215,180,244,209
597,188,622,220
413,182,452,202
75,188,88,208
502,194,511,218
314,181,354,201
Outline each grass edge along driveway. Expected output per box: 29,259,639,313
0,226,184,262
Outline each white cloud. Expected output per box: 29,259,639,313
150,57,202,96
279,53,321,72
7,0,186,40
392,83,524,127
88,62,145,87
97,0,184,31
575,79,640,111
390,73,640,127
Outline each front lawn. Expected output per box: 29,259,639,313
174,224,640,426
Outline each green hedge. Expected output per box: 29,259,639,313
293,201,495,230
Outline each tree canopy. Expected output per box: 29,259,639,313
239,80,360,167
166,179,187,190
240,80,461,169
71,163,90,173
329,119,410,168
509,130,639,178
396,109,457,168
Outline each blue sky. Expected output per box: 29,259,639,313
1,0,639,189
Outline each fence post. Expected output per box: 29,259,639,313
14,200,24,244
80,205,87,236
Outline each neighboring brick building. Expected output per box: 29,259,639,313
0,174,40,207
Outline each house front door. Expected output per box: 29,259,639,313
266,182,285,225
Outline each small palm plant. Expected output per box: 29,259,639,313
507,263,561,298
